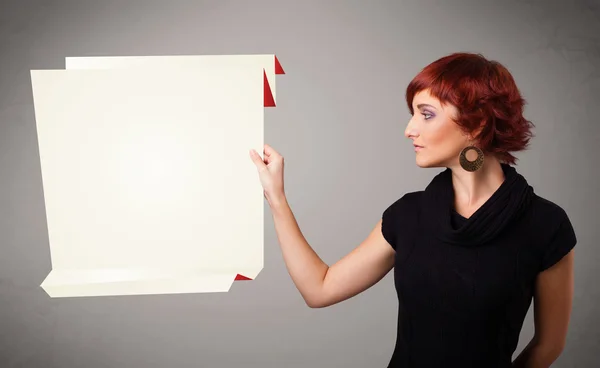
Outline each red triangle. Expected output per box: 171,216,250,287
274,56,285,74
264,69,276,107
234,274,252,281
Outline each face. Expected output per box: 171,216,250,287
405,89,472,168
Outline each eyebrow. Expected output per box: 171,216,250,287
416,103,437,110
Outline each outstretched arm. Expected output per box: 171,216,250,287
249,144,395,308
271,198,395,308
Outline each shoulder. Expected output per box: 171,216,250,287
527,193,577,272
529,194,570,224
381,191,423,250
383,191,423,215
527,193,574,237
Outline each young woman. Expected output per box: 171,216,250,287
249,52,576,367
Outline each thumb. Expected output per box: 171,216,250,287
249,149,267,171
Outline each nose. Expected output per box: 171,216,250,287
405,118,418,140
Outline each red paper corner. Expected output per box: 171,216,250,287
274,55,285,74
264,69,276,107
235,274,252,281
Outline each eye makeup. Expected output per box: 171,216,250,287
421,110,435,120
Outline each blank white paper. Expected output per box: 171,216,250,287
32,64,267,298
65,54,282,105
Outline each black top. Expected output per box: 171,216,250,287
381,164,577,367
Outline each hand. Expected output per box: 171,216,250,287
249,144,286,207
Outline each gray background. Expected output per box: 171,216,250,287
1,0,598,366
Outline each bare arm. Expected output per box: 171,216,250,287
512,249,575,367
270,197,395,308
249,144,395,308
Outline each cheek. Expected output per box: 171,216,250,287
423,119,453,145
423,119,465,153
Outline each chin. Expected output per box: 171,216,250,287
415,157,444,169
417,164,437,169
415,162,433,169
415,157,430,168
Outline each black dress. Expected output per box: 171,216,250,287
381,164,577,367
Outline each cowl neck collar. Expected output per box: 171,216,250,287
422,163,534,247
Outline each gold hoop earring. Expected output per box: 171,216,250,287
459,146,484,172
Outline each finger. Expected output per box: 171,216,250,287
249,149,267,170
263,144,278,158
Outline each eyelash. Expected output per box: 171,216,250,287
421,112,434,120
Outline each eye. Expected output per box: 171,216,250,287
421,111,434,120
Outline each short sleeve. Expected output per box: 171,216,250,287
381,191,421,252
540,213,577,272
382,199,401,250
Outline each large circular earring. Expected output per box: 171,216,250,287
459,145,484,172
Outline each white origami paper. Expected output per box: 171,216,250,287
64,54,283,106
31,55,284,298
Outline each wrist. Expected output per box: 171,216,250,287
268,193,288,212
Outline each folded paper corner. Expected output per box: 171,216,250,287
40,272,60,298
263,70,276,107
234,274,252,281
274,55,285,75
234,266,263,282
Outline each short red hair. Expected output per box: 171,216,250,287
406,52,534,165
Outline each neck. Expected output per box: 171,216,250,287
448,155,505,211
